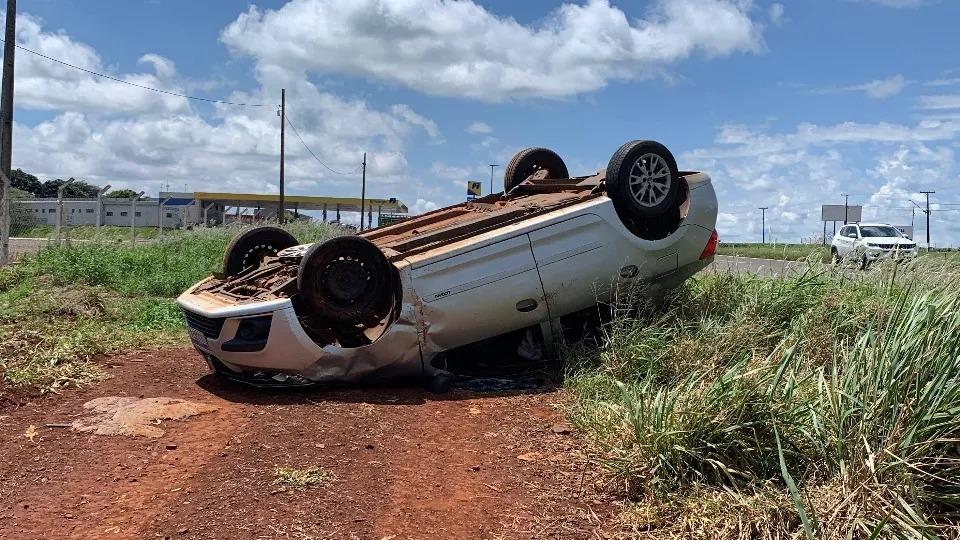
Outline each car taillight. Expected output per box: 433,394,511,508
700,230,719,260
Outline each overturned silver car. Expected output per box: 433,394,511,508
177,140,719,387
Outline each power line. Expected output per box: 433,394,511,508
283,112,360,176
0,38,268,107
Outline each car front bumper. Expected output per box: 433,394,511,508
864,247,918,261
176,283,424,385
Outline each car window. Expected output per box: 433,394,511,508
860,226,902,238
838,226,850,236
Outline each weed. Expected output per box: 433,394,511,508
274,466,332,488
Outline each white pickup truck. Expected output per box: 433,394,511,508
177,140,719,388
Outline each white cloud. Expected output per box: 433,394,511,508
220,0,767,101
768,3,785,25
923,77,960,87
5,14,190,115
917,94,960,110
7,13,440,213
466,121,493,135
412,198,440,214
850,0,935,7
682,120,959,244
815,74,908,99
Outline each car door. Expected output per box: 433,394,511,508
409,234,549,351
527,214,627,318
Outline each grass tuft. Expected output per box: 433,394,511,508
274,466,332,488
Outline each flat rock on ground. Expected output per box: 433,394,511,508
0,348,616,539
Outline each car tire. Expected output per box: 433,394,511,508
503,148,569,193
831,247,840,265
297,236,394,325
605,140,680,219
860,253,869,270
222,226,298,277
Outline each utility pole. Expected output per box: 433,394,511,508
758,207,769,244
841,193,850,224
95,184,111,229
920,190,935,251
0,0,16,266
359,152,367,231
55,179,74,246
488,164,500,196
278,88,285,225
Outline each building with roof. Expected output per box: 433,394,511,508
15,191,408,229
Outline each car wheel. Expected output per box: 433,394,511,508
503,148,569,193
605,140,681,219
297,236,394,325
831,247,840,265
860,253,869,270
222,226,298,277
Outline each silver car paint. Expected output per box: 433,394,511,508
176,173,718,383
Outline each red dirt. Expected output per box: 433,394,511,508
0,348,616,539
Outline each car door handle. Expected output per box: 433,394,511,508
516,299,538,312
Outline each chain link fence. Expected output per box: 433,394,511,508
1,193,175,265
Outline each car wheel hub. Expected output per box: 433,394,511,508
323,257,370,304
628,153,671,208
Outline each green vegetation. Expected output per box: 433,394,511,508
14,224,162,241
716,242,829,261
274,466,333,488
0,222,341,393
566,259,960,538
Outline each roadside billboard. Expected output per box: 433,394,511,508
821,204,862,222
466,181,482,200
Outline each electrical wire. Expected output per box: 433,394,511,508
283,112,361,176
1,39,269,107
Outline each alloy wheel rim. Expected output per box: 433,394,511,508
628,153,671,207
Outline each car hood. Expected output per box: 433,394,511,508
863,237,916,246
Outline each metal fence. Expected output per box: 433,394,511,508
1,190,165,265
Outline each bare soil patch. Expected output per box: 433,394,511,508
0,348,615,539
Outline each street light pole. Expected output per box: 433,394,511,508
360,152,367,231
841,193,850,224
758,207,769,244
488,164,500,196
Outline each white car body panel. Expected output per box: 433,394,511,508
177,172,719,384
831,222,918,264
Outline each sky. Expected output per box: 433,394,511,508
3,0,960,245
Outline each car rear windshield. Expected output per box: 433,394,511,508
860,226,902,238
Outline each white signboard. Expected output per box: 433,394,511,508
821,204,862,222
894,225,914,239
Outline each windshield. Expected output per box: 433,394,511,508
860,226,903,238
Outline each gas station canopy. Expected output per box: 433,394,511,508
194,192,408,213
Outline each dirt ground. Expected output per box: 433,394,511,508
0,348,617,539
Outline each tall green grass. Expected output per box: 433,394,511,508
567,260,960,538
0,222,341,392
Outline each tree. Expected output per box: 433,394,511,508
105,189,140,199
10,169,41,196
38,178,101,199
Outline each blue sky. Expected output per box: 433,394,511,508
5,0,960,244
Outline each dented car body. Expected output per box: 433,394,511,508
177,141,719,386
